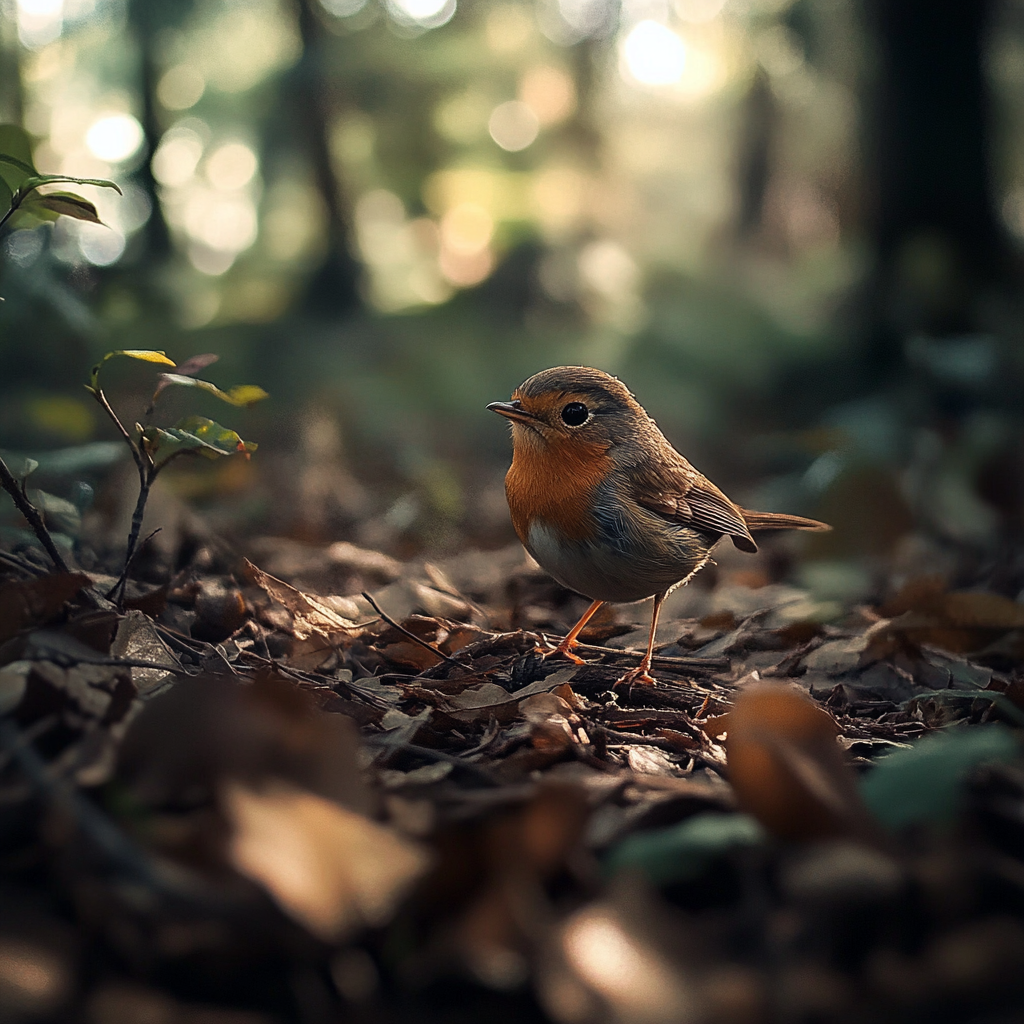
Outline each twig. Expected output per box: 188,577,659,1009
105,527,162,602
361,591,458,664
0,549,43,575
0,455,71,573
363,735,501,785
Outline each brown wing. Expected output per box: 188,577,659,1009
632,458,758,553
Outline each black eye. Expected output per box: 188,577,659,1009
561,402,589,426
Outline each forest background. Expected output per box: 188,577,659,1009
3,0,1023,598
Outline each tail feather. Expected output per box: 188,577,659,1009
739,508,831,534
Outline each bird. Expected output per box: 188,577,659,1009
488,366,830,687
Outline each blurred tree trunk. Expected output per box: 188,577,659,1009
0,20,24,126
128,0,186,263
862,0,1011,361
290,0,361,316
734,68,776,241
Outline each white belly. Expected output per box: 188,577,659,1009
526,520,666,603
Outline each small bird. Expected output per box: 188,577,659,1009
488,367,830,686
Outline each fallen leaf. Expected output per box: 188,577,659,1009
0,573,91,644
227,780,431,941
726,684,881,843
243,558,356,641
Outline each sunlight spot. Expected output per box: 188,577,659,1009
388,0,455,28
206,142,258,191
157,65,205,110
438,245,494,287
440,203,493,254
319,0,369,15
86,114,144,163
76,222,125,266
17,0,62,48
578,239,638,299
152,129,204,187
489,100,539,152
185,191,258,253
622,20,686,86
519,66,576,126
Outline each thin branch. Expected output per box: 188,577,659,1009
361,591,458,665
0,455,70,572
106,526,161,603
89,387,147,477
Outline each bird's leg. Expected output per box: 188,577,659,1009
615,591,667,688
536,599,604,664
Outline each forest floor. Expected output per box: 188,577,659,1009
2,520,1024,1024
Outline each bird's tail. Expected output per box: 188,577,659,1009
739,508,831,533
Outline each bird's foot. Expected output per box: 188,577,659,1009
533,636,588,665
613,664,657,689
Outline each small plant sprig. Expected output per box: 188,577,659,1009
0,124,122,572
87,351,267,604
0,124,122,236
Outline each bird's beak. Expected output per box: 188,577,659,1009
487,401,537,425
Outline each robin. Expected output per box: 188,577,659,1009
488,366,830,686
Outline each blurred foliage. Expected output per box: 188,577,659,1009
1,0,1023,576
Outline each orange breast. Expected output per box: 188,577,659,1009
505,435,613,544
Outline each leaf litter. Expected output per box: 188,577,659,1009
2,535,1024,1022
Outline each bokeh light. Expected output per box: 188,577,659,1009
440,203,494,254
388,0,456,29
622,20,687,86
17,0,63,48
673,0,726,23
152,129,204,188
519,66,576,126
206,142,258,191
157,65,206,110
85,114,144,163
319,0,369,16
488,101,540,152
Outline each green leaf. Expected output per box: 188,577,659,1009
155,374,269,407
0,455,39,480
603,812,765,886
0,125,38,192
142,416,256,467
20,191,103,225
860,725,1019,831
90,350,176,388
20,174,122,195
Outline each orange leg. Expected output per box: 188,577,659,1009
537,599,604,665
615,591,667,688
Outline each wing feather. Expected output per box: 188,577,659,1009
632,457,758,552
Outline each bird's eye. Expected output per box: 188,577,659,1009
561,402,589,426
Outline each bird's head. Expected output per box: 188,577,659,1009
487,366,650,454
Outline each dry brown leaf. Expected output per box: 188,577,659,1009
243,558,356,640
726,684,880,843
223,780,430,941
0,573,91,644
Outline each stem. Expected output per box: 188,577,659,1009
88,385,156,607
108,474,152,604
0,455,70,573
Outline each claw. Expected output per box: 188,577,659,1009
613,665,658,690
533,638,587,665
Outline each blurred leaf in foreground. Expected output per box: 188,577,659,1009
860,726,1019,831
224,780,430,942
726,683,881,843
604,812,765,886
